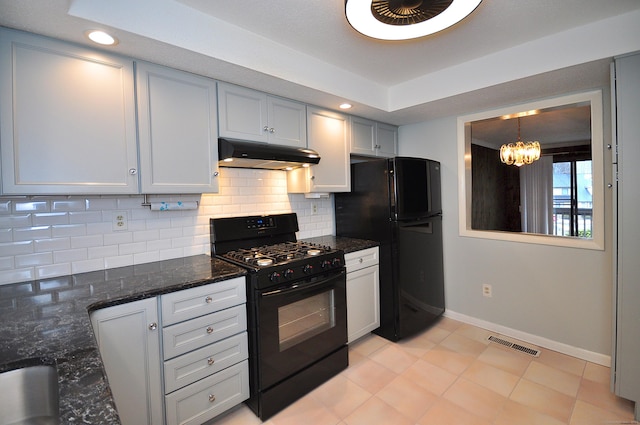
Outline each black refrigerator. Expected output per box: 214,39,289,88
335,157,445,342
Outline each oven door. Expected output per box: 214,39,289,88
256,269,347,390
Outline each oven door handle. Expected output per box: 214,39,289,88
261,270,345,298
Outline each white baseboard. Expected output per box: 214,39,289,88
443,310,611,367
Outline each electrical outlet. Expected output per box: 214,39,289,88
112,211,128,231
311,203,317,215
482,284,492,298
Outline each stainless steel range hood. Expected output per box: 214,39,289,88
218,138,320,170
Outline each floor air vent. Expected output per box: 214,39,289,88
487,335,540,357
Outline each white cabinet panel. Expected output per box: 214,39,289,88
163,332,248,393
0,28,138,194
345,248,380,343
350,116,397,158
613,52,640,418
162,305,247,360
161,276,246,326
288,107,350,193
217,82,306,147
90,298,163,425
165,360,249,425
136,61,219,194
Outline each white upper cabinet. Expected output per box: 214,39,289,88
217,82,306,148
0,28,139,195
136,61,219,194
288,107,350,193
350,116,397,158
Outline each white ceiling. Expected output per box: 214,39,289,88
1,0,639,125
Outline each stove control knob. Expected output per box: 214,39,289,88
269,272,281,282
332,258,342,267
283,268,294,279
303,264,314,274
321,260,332,269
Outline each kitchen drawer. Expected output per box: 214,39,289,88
164,332,248,394
163,305,247,360
161,277,246,326
345,247,379,273
165,360,249,425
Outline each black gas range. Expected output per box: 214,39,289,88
210,213,348,421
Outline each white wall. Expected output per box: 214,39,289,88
0,167,334,286
399,106,614,361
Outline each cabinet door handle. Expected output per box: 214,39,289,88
269,127,275,133
359,258,363,263
148,323,158,331
205,296,213,304
208,394,216,403
129,168,137,175
213,171,219,177
207,357,215,365
263,126,269,132
206,326,214,334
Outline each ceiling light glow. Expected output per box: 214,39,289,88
345,0,482,41
339,103,353,109
86,30,118,46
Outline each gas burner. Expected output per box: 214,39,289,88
256,258,273,267
307,249,321,256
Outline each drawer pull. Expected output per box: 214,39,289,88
208,394,216,403
205,296,213,304
359,258,363,263
206,326,214,334
148,322,158,331
207,357,215,365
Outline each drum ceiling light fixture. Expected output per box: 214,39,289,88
345,0,482,41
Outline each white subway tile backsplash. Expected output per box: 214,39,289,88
35,238,71,252
36,263,71,280
0,241,34,257
0,168,334,286
33,213,69,226
15,201,49,212
104,254,133,269
51,224,86,238
53,248,88,263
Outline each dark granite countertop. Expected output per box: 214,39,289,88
0,255,246,424
302,235,379,254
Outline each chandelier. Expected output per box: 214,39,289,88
499,117,541,167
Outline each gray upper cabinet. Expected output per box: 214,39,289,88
217,82,307,148
350,116,397,158
0,28,139,195
612,52,640,419
136,61,219,194
287,107,351,193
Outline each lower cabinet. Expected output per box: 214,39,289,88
90,297,164,425
90,276,249,425
345,247,380,343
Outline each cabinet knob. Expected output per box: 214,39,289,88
148,323,158,331
310,175,315,180
269,127,275,133
129,168,137,175
213,171,219,177
206,326,214,334
263,126,270,132
207,357,215,365
208,394,216,403
608,183,613,188
359,258,363,263
205,296,213,304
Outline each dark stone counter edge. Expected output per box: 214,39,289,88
0,255,247,425
302,235,379,254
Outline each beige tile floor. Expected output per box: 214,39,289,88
212,317,637,425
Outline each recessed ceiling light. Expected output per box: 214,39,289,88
85,30,118,46
339,103,353,109
345,0,482,41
